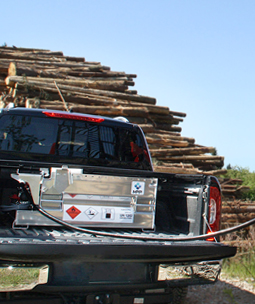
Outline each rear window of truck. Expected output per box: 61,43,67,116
0,114,151,170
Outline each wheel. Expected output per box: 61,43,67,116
168,287,188,304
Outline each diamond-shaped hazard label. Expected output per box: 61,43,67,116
66,205,81,219
85,207,98,220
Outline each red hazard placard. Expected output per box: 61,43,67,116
66,205,81,219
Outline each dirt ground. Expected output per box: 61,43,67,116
185,275,255,304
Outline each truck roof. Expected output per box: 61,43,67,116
0,107,135,129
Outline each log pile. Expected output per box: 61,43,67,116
220,178,250,199
220,179,254,230
222,201,255,223
221,199,255,243
0,46,225,174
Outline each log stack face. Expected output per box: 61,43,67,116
222,201,255,225
0,46,225,175
218,178,255,231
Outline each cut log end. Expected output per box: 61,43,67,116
8,62,17,76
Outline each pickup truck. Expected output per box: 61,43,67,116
0,106,236,304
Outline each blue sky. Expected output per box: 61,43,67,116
2,1,255,170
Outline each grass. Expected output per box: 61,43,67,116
0,268,39,288
221,226,255,284
222,250,255,283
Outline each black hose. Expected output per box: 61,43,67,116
36,205,255,242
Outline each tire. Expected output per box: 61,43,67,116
168,287,188,304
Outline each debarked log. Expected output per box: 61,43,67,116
7,74,135,87
5,76,157,105
6,75,131,92
221,213,255,222
169,110,187,118
203,169,227,176
8,62,71,78
153,123,182,132
150,146,214,157
149,113,183,123
222,200,255,207
145,135,189,147
70,105,149,117
156,155,224,161
1,58,110,70
0,47,54,53
153,165,202,174
145,133,192,145
222,205,255,214
0,51,85,63
138,124,181,135
156,163,195,168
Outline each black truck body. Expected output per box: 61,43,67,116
0,107,236,303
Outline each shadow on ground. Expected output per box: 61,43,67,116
185,279,255,304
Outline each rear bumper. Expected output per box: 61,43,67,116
0,260,222,293
0,229,236,293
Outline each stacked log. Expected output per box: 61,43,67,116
220,200,255,248
0,46,225,174
222,201,255,221
219,178,254,231
220,178,250,199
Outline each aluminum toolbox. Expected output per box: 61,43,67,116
14,167,158,229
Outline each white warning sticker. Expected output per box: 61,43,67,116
85,207,98,219
131,181,145,195
63,204,134,223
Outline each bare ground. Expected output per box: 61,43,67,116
185,275,255,304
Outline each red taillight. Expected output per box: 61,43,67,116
207,186,221,241
43,111,104,123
